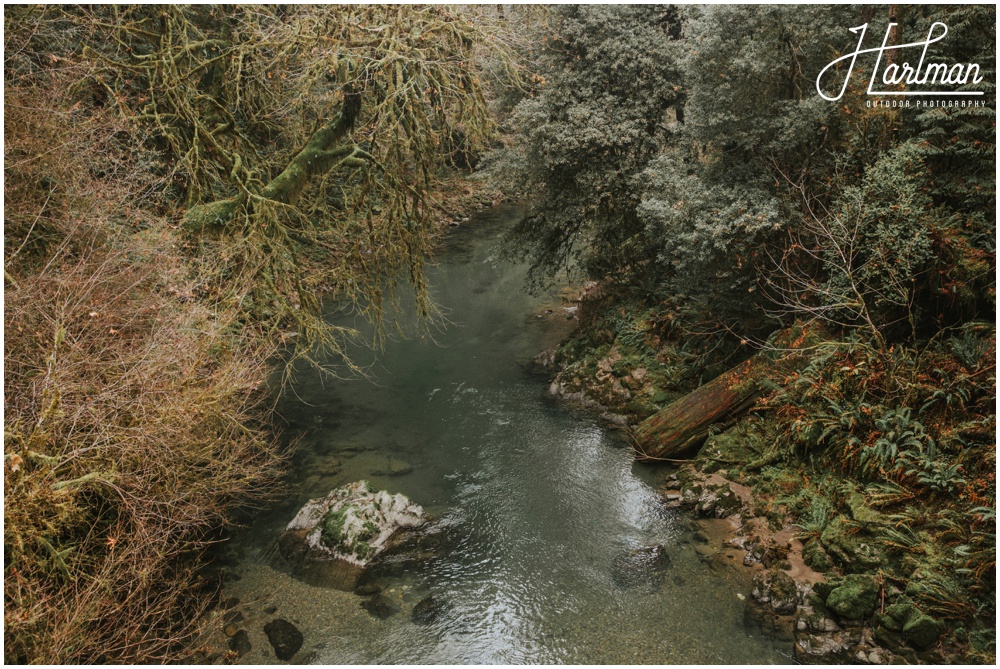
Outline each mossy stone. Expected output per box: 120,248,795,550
846,492,881,524
802,538,833,571
820,515,882,570
651,390,676,405
874,623,904,648
884,596,918,627
320,507,348,549
812,579,837,602
825,573,878,620
903,614,944,650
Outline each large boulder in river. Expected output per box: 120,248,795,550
278,481,428,590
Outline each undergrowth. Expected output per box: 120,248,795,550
695,325,996,661
4,54,287,662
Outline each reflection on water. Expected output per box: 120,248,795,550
218,205,789,664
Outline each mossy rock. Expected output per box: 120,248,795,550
802,538,833,571
697,428,754,474
767,567,800,613
846,492,881,524
825,573,878,620
819,515,882,570
903,614,945,650
321,508,349,549
651,389,678,405
874,623,905,649
714,487,743,516
812,579,837,602
884,595,918,629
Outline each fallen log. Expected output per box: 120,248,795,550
632,355,772,461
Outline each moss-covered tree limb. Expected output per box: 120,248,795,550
184,92,363,232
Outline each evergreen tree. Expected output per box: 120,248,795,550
485,4,685,290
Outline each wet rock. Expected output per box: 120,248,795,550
678,482,742,519
224,609,244,626
741,538,788,569
228,629,252,657
611,544,673,589
744,567,803,644
412,595,450,625
263,618,303,661
750,567,799,615
277,481,427,590
529,349,556,373
361,593,399,620
354,580,387,596
794,629,853,662
370,457,414,477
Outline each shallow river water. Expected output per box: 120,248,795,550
213,205,789,664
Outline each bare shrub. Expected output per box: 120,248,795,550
4,21,284,664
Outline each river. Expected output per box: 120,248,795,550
210,205,789,664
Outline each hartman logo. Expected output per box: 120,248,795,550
816,21,986,102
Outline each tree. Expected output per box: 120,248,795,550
485,4,685,292
80,5,518,372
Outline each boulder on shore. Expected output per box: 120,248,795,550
278,481,427,590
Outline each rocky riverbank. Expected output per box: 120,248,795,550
536,303,993,664
659,463,962,664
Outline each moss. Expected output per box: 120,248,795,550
357,520,378,543
768,567,799,605
825,573,879,620
846,492,881,524
183,197,238,233
812,580,837,602
903,613,945,650
320,508,348,549
651,389,678,405
874,623,905,648
353,541,373,560
819,514,882,570
802,538,833,571
884,596,918,628
714,487,742,516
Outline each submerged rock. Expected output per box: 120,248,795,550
228,629,251,657
263,618,303,661
278,481,428,590
611,544,673,589
412,595,451,625
360,593,399,620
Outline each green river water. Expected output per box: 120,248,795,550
212,205,790,664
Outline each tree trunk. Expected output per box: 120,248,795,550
183,90,362,232
631,355,771,461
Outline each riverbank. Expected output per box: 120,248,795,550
536,291,996,664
